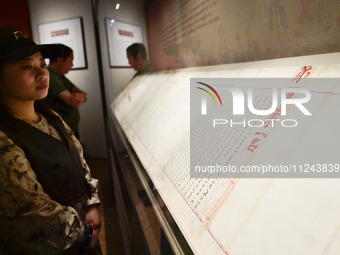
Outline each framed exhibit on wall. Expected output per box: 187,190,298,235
38,17,87,69
105,18,143,67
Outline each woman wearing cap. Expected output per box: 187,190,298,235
0,28,101,254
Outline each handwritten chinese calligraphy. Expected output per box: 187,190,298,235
293,65,312,83
244,66,312,153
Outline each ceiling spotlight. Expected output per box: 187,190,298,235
115,3,120,10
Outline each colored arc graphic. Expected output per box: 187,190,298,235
196,82,223,106
196,87,217,104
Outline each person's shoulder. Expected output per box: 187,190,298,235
47,69,68,94
144,62,155,73
0,130,8,142
48,68,62,80
0,130,15,151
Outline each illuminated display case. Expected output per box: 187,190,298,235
109,53,340,255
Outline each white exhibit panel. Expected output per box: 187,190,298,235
111,53,340,255
38,17,87,69
105,19,143,67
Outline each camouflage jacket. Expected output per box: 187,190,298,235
0,114,100,254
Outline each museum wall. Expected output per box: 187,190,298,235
27,0,147,157
97,0,148,102
0,0,31,36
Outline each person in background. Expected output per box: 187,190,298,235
126,43,155,205
126,43,173,254
126,43,154,78
0,27,101,254
41,44,86,138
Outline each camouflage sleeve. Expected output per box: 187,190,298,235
0,131,90,254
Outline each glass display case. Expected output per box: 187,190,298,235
108,114,193,255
